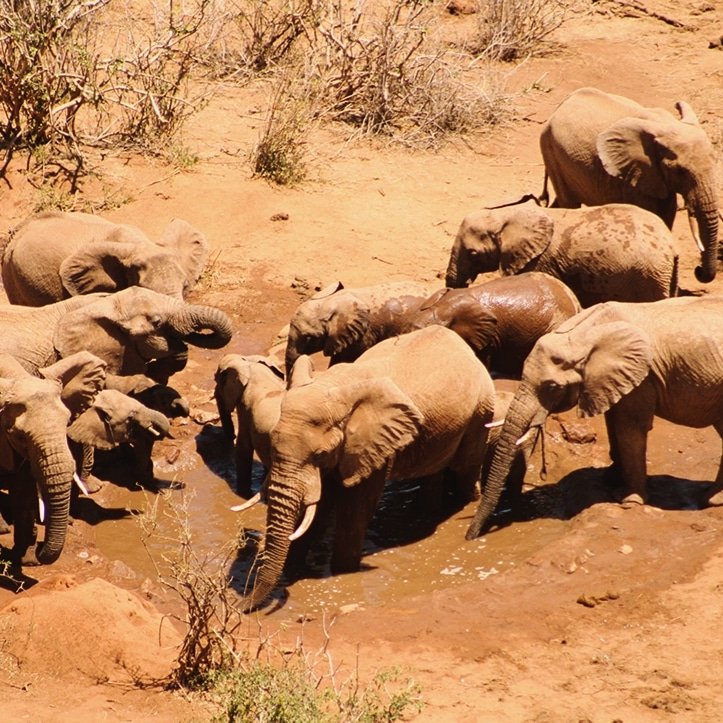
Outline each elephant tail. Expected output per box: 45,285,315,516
538,171,550,208
670,254,680,298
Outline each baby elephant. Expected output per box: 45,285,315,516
2,210,209,305
214,355,285,499
402,272,580,377
445,201,679,307
285,280,430,371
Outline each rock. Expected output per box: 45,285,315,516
446,0,477,14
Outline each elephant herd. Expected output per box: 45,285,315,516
0,86,721,614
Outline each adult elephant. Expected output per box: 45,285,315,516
466,297,723,539
241,326,495,611
445,201,679,307
0,287,232,384
403,273,580,377
539,87,719,283
2,210,209,305
284,280,430,371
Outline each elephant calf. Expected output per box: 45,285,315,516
446,201,680,307
2,210,209,305
243,325,496,611
284,280,430,371
214,354,285,499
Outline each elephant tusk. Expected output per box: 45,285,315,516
687,212,705,253
73,472,90,496
515,428,536,447
144,424,162,438
485,419,504,429
289,503,317,541
38,495,45,523
230,491,261,512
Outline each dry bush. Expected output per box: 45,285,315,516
473,0,577,61
208,0,324,78
288,0,513,147
252,74,311,185
0,0,216,187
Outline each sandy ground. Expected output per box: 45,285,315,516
2,1,723,720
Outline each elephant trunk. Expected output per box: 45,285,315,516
242,478,306,612
688,186,719,283
466,382,540,540
214,384,235,440
168,305,233,349
32,442,75,564
445,245,469,288
134,407,171,440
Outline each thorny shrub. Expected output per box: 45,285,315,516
474,0,576,62
138,490,422,720
0,0,216,187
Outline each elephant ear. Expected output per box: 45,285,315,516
59,241,140,295
443,298,498,355
578,321,652,417
323,297,370,357
311,281,344,300
40,351,108,416
154,219,209,287
499,207,554,275
333,377,424,487
287,355,315,389
596,118,670,199
67,404,117,450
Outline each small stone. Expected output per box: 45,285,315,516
619,544,633,555
270,212,289,221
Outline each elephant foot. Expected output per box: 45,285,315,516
706,489,723,507
81,475,105,494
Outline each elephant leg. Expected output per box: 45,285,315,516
447,414,490,504
130,438,156,486
605,387,655,505
9,470,38,568
234,430,255,499
331,472,385,574
704,423,723,506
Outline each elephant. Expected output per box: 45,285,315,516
0,287,232,385
539,87,719,283
2,210,209,305
466,296,723,539
284,280,430,371
104,374,190,419
214,354,285,499
445,201,679,307
67,389,171,487
0,356,78,571
241,325,495,611
402,272,580,377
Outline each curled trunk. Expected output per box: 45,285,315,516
168,305,233,349
242,482,304,612
32,444,75,564
466,383,541,540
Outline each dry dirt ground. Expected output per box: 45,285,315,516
2,1,723,720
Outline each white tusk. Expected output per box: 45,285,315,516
144,425,161,438
73,472,90,496
485,419,505,429
515,429,535,447
688,212,705,253
289,503,317,541
38,495,45,523
230,491,261,512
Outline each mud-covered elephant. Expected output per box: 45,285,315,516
284,280,430,371
241,325,495,611
67,389,171,487
214,354,285,499
104,373,190,419
0,287,232,384
2,211,209,305
445,201,679,306
466,296,723,539
539,87,719,283
0,357,78,571
402,273,580,376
